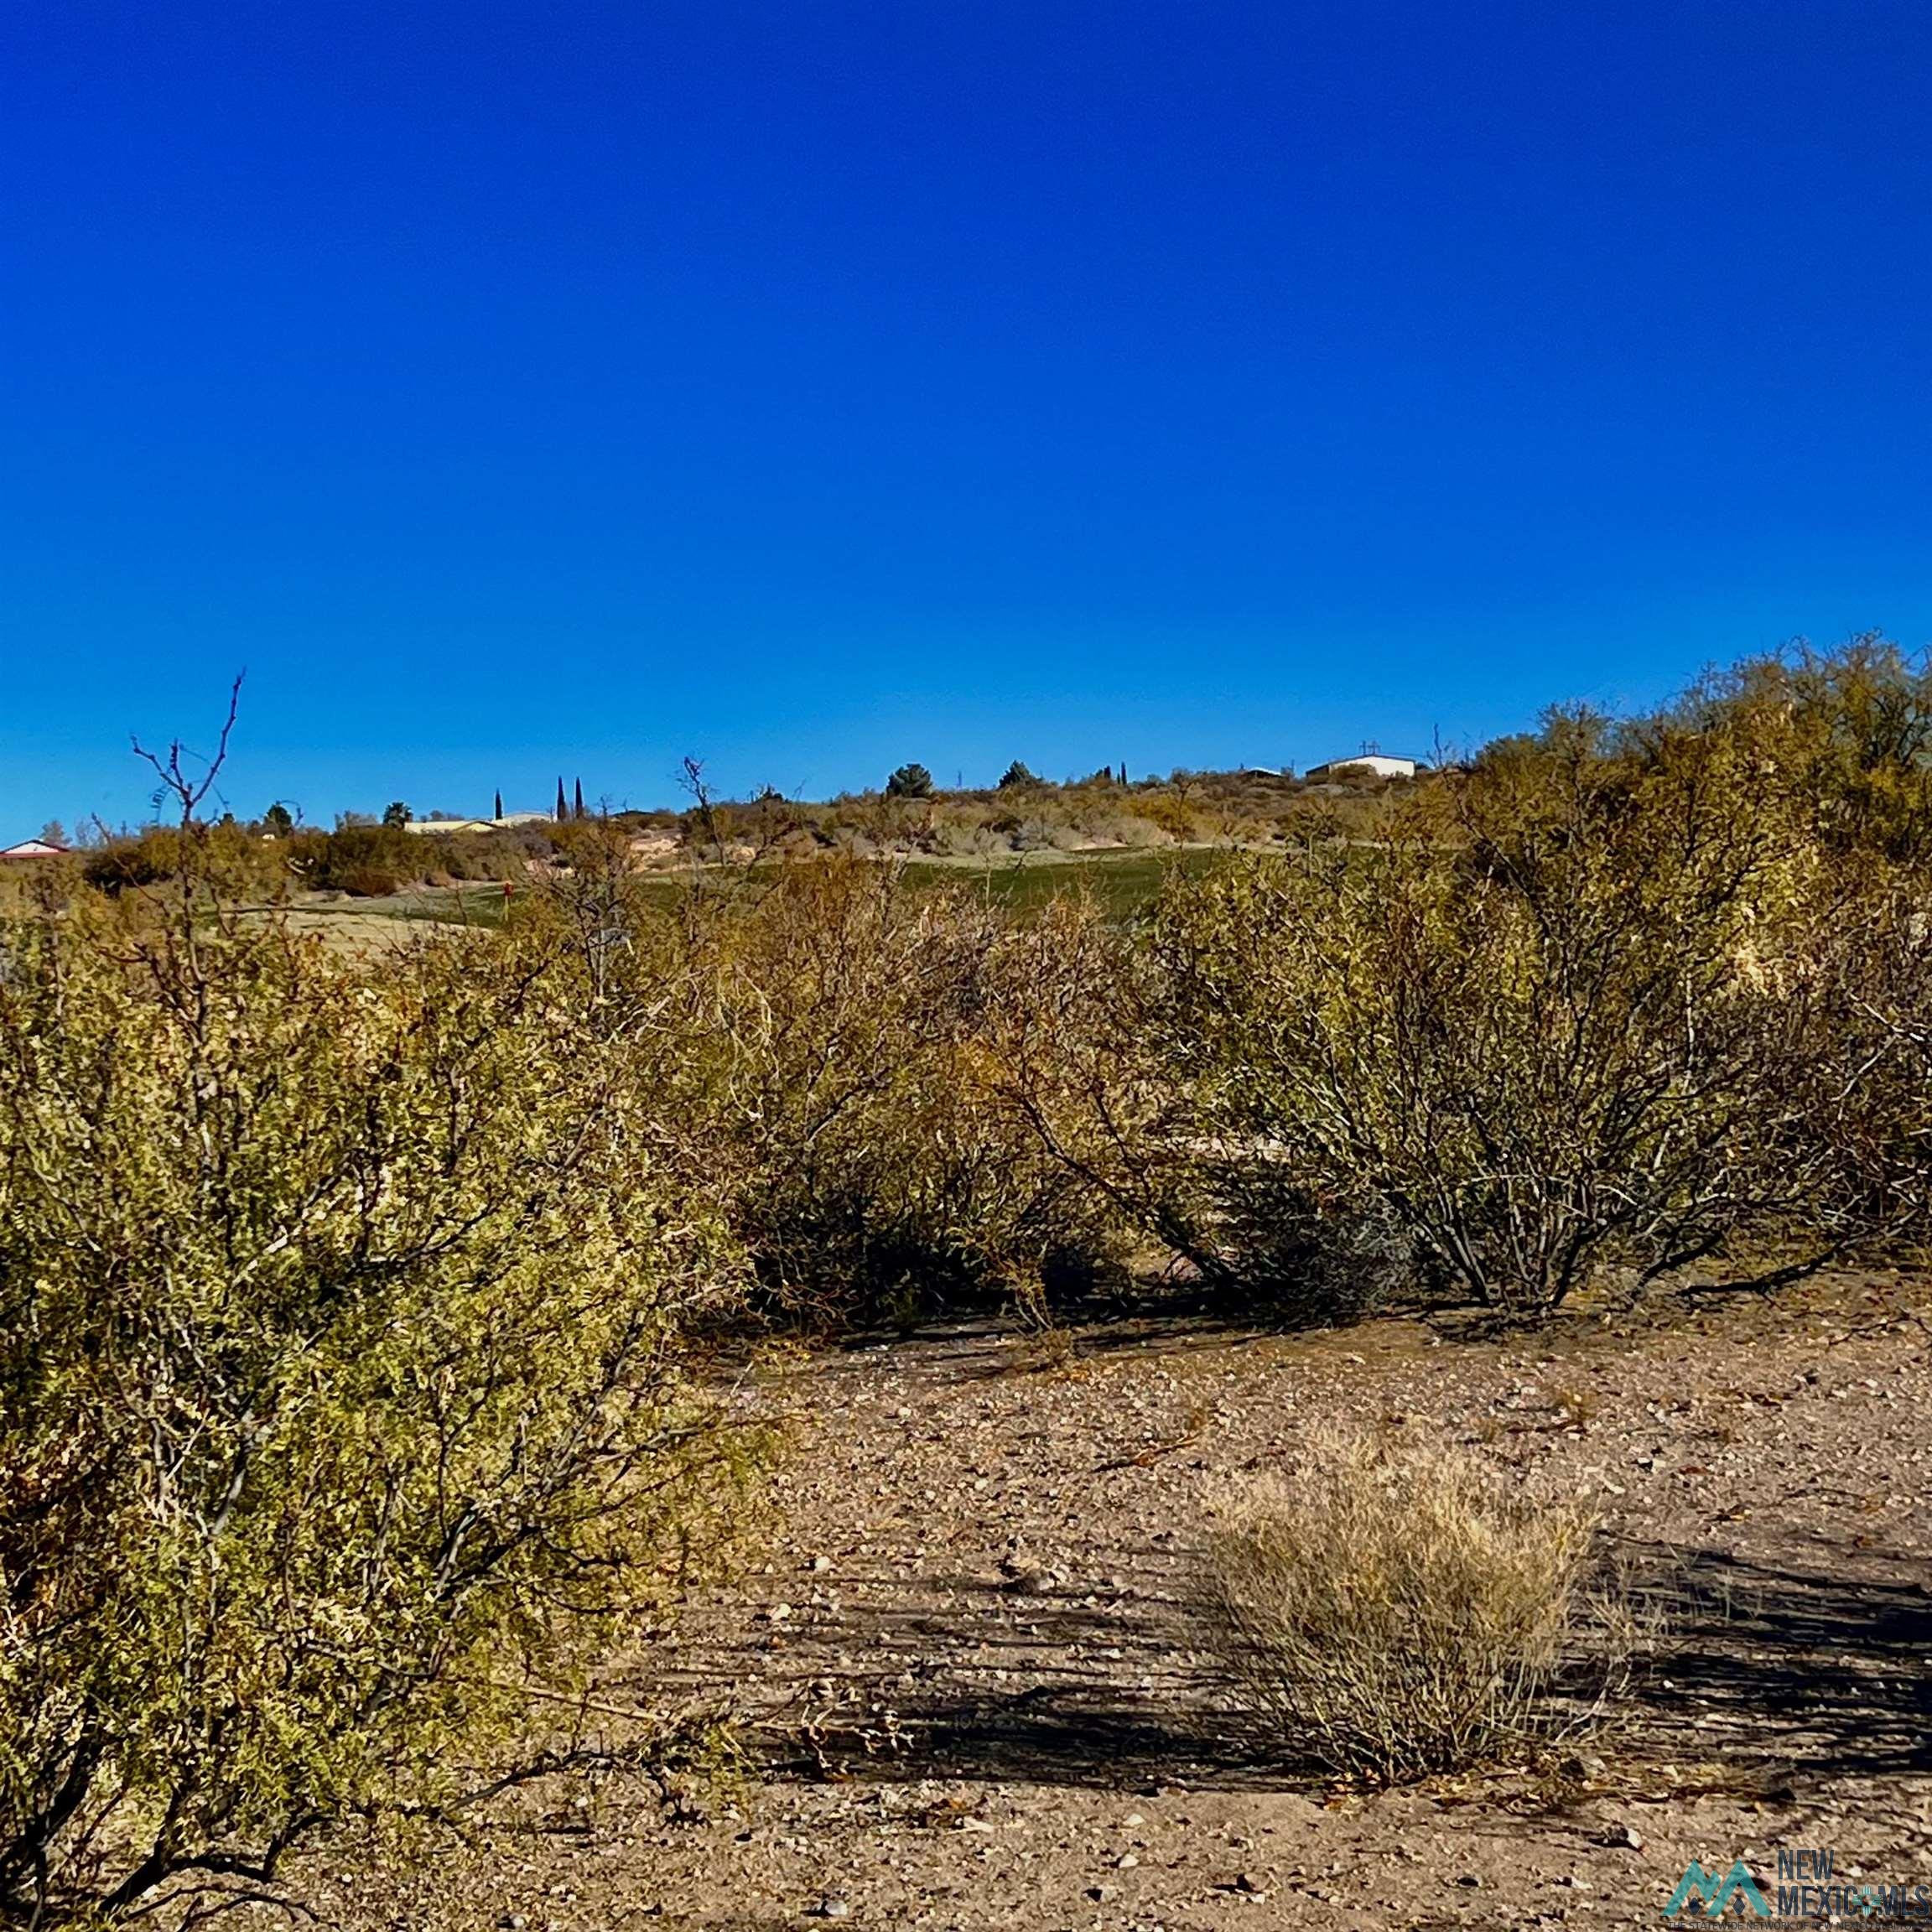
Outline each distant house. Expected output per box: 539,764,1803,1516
1304,752,1426,782
0,838,69,860
405,812,555,834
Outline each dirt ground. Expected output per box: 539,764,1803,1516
319,1274,1932,1930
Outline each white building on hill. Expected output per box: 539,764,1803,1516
405,812,557,834
1304,751,1425,782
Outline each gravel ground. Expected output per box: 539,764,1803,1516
318,1272,1932,1930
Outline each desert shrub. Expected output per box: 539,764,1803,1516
1202,1432,1607,1781
929,817,1010,859
1197,1172,1414,1324
1667,636,1932,863
1092,810,1171,849
80,824,293,901
1011,815,1082,852
332,860,403,896
423,828,522,881
278,826,330,882
309,822,417,894
500,845,1130,1325
80,832,184,895
1124,790,1200,842
1752,863,1932,1253
659,860,1129,1324
0,877,755,1920
1147,708,1903,1315
983,884,1407,1323
978,889,1251,1279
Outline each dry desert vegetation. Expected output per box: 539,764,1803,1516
310,1275,1932,1932
8,642,1932,1930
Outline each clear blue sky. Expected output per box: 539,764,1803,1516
4,1,1930,833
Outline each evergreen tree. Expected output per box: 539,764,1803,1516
494,789,503,821
574,777,585,820
555,777,567,821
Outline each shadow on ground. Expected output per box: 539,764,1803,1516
858,1684,1281,1791
704,1538,1932,1797
1623,1540,1932,1782
667,1555,1292,1793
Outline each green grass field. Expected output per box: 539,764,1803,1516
896,844,1229,917
315,845,1239,934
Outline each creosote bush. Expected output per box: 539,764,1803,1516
693,861,1126,1322
496,844,1132,1331
1202,1432,1609,1782
0,863,757,1923
1140,673,1932,1317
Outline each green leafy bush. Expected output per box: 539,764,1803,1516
1148,704,1925,1315
0,886,755,1921
309,823,415,893
80,840,172,894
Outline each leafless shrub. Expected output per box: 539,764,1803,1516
708,863,1129,1323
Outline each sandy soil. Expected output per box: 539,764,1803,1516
316,1275,1932,1930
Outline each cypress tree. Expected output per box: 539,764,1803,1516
573,777,585,820
555,776,567,820
493,788,503,821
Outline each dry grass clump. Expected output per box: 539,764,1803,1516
1202,1431,1612,1783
